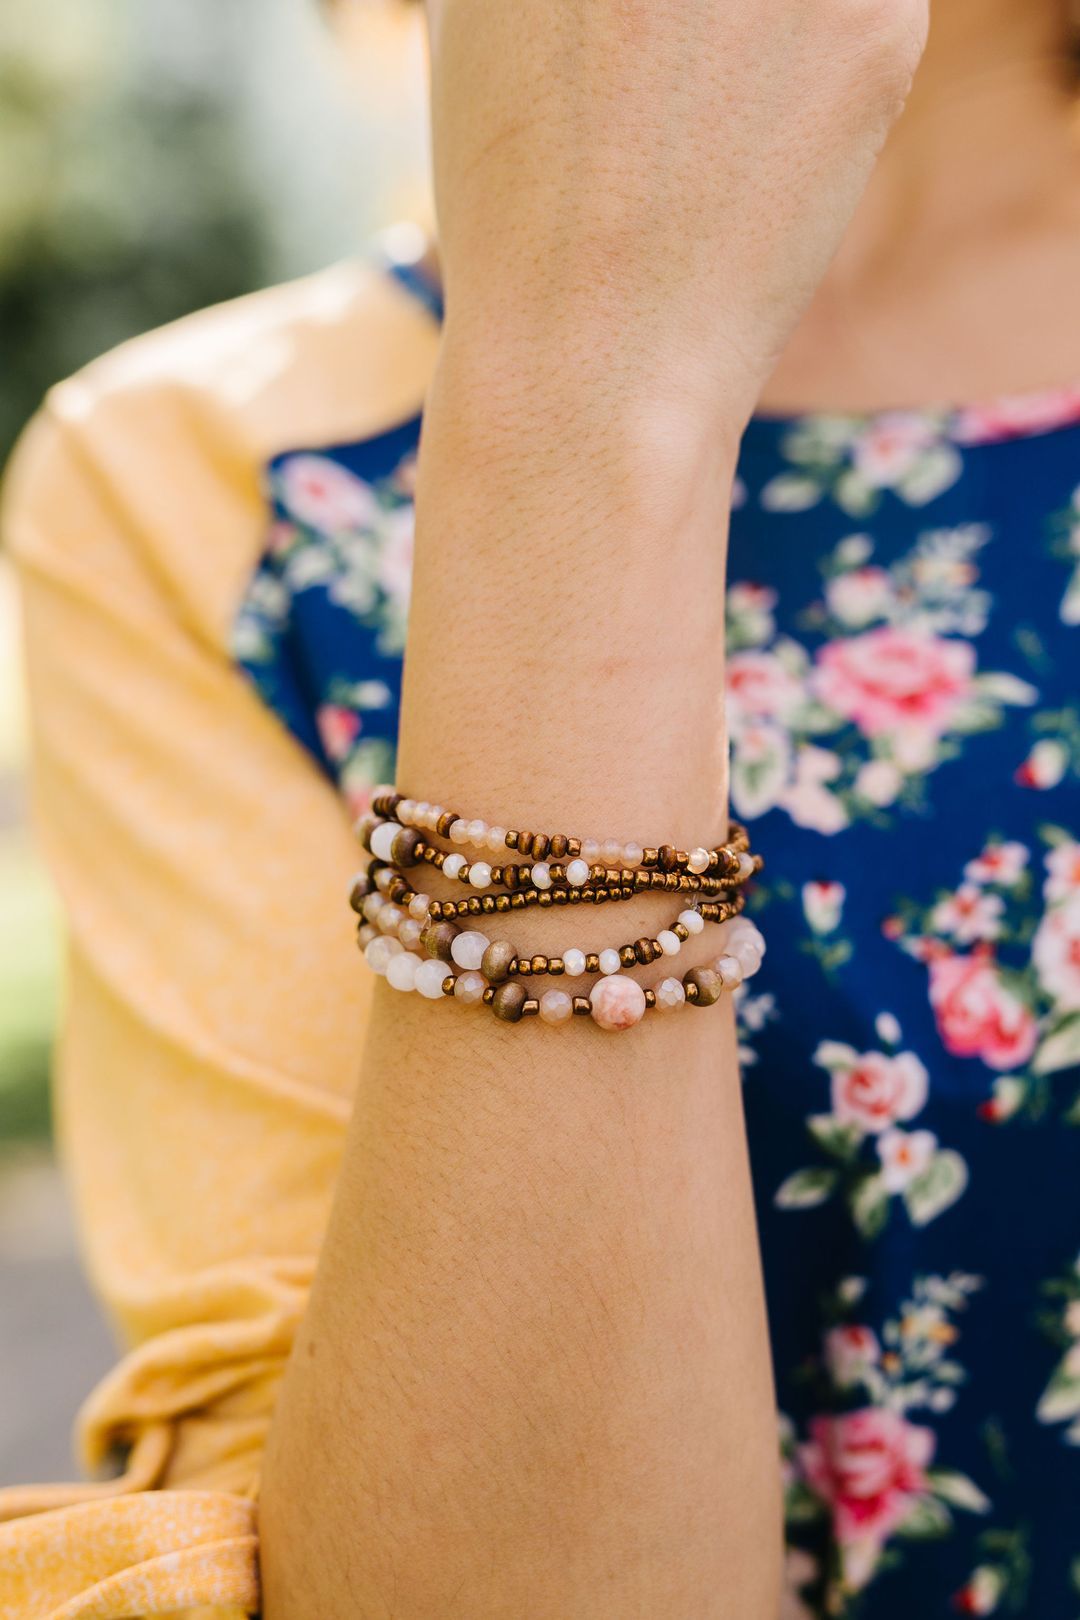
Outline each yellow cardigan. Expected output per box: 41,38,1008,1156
0,256,440,1618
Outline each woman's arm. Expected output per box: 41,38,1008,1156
260,3,927,1615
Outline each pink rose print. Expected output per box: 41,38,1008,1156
1015,738,1068,790
316,703,361,763
727,650,803,722
813,626,974,741
824,565,894,627
800,1408,935,1559
852,413,941,489
830,1049,929,1134
877,1127,937,1193
1032,891,1080,1013
1044,841,1080,904
803,880,846,935
954,386,1080,446
824,1325,881,1388
964,841,1029,886
930,883,1004,945
278,454,379,533
928,950,1038,1071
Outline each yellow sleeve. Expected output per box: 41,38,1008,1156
0,361,373,1618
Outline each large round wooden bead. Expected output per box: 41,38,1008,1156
492,982,527,1023
589,974,647,1032
390,825,422,867
684,966,723,1006
419,919,459,961
481,939,515,984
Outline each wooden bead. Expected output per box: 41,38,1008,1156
659,845,677,872
420,919,459,961
348,874,370,913
550,834,569,860
492,982,527,1023
481,940,516,983
531,833,549,859
390,826,422,867
684,966,723,1006
634,938,653,965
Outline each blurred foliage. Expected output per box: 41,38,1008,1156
0,1,272,467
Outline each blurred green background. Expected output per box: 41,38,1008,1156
0,0,427,1481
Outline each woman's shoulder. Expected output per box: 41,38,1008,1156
3,249,440,629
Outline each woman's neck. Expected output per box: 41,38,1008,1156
761,0,1080,412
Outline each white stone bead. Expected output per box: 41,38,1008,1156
598,948,622,975
656,976,686,1010
688,847,711,875
714,954,744,989
737,852,756,880
678,908,705,936
427,805,444,829
449,819,470,844
539,989,574,1025
601,839,623,865
375,866,396,893
397,799,416,822
657,930,681,957
386,951,421,992
562,948,587,978
398,918,423,950
362,894,385,924
487,825,508,853
623,842,644,867
454,970,486,1005
468,861,493,890
531,862,552,890
581,838,601,862
451,930,490,971
590,974,647,1031
370,820,401,862
408,892,431,920
442,853,466,880
377,905,404,934
731,939,762,977
566,858,590,888
467,818,488,844
365,936,401,974
416,958,450,1000
357,924,376,949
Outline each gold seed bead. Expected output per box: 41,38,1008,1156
522,998,540,1017
644,989,656,1009
567,838,582,857
572,996,591,1016
585,953,600,974
495,895,512,913
531,954,548,975
538,891,553,908
436,811,457,838
467,897,482,915
441,975,456,997
673,923,689,942
634,938,653,965
549,958,565,976
643,848,659,866
492,982,527,1023
482,986,495,1006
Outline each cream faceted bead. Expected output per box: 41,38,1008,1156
442,853,466,880
486,825,508,852
656,976,686,1010
714,954,744,989
539,990,574,1025
453,971,486,1005
369,820,401,862
468,861,493,890
415,958,450,1000
364,935,401,975
562,948,587,978
449,819,470,844
386,951,421,992
678,908,705,936
377,905,404,934
590,974,647,1031
531,862,552,890
467,818,488,844
657,929,681,957
598,948,622,975
398,918,424,950
374,866,396,893
731,939,762,977
623,842,644,867
580,839,601,862
408,892,431,920
362,894,385,924
601,839,623,864
451,930,490,971
687,847,711,875
566,858,590,888
737,852,756,880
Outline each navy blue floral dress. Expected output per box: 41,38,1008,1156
233,259,1080,1617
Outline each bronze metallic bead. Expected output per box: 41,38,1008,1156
510,893,527,909
553,889,568,906
481,897,496,914
482,986,495,1005
684,966,723,1006
673,923,689,942
675,850,688,868
549,958,565,976
420,919,459,961
390,826,422,867
585,953,600,974
522,998,540,1017
442,975,456,997
530,954,548,975
643,847,659,867
572,996,591,1016
550,834,568,860
495,895,511,912
506,831,520,850
567,837,581,857
436,811,457,838
467,897,482,915
538,891,553,908
492,982,527,1023
620,945,638,968
644,989,656,1009
634,870,649,890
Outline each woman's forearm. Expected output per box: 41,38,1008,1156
258,339,782,1617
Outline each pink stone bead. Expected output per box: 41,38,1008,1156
601,839,623,864
589,974,647,1032
539,990,574,1025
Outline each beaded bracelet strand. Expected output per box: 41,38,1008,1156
360,913,766,1031
363,789,757,882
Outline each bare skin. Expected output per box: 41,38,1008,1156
764,0,1080,412
258,2,928,1616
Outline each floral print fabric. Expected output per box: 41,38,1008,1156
234,287,1080,1615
